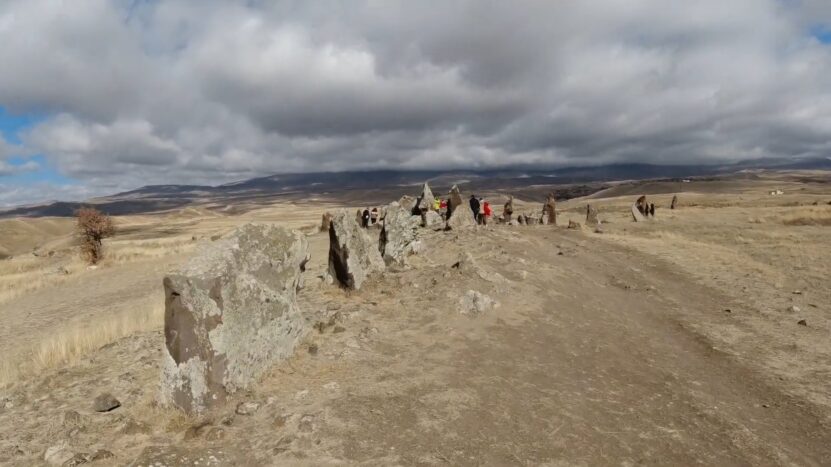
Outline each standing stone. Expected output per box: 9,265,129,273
524,214,538,225
632,196,647,222
446,201,476,230
329,210,385,290
586,204,598,225
320,212,333,232
670,195,678,210
503,196,514,222
517,215,525,225
543,193,557,226
540,213,549,225
379,201,422,266
160,224,310,414
415,182,435,214
649,203,655,217
448,185,464,216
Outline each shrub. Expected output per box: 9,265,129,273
76,207,115,264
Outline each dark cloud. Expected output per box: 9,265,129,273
0,0,830,202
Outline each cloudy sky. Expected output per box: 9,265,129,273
2,0,831,206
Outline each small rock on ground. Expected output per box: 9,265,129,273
92,393,121,412
235,401,260,415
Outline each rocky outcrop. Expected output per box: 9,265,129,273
160,223,310,414
415,182,435,214
586,204,598,225
543,193,557,226
329,210,385,289
398,195,417,214
379,201,422,265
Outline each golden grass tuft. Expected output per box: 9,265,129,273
0,298,164,387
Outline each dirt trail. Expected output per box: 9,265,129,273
1,225,829,465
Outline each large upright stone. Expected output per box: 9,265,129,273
632,195,647,222
160,224,310,414
586,204,598,225
415,182,435,214
446,197,476,231
503,196,514,222
379,201,422,266
448,185,464,215
328,210,385,289
670,195,678,210
543,193,557,226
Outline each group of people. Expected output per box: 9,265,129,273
360,207,379,228
468,195,492,225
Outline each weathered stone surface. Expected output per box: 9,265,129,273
43,442,73,466
446,200,476,230
415,182,435,214
422,210,443,229
540,213,550,225
524,214,539,225
379,201,422,266
161,223,310,414
543,193,557,226
670,195,678,209
92,393,120,412
586,204,598,225
128,445,250,466
329,210,385,290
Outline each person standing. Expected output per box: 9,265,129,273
469,195,480,223
483,200,492,226
361,208,370,228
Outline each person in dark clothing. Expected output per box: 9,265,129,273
361,208,370,228
469,195,480,222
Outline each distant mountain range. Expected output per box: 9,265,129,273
3,157,830,218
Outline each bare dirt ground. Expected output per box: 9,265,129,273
0,172,830,465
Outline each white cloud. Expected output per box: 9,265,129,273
1,0,831,203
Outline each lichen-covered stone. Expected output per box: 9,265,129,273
160,223,310,414
328,210,385,290
379,201,421,266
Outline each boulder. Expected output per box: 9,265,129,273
586,204,598,225
543,193,557,226
567,220,582,229
670,195,678,210
92,393,121,412
446,201,476,230
459,290,498,315
160,223,310,414
379,201,422,266
328,210,385,289
524,214,539,225
423,210,443,229
540,213,550,225
415,182,435,214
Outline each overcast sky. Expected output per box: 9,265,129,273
1,0,831,206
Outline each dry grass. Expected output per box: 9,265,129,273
0,298,164,387
780,207,831,226
0,255,84,304
106,236,198,264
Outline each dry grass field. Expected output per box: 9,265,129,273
0,171,829,465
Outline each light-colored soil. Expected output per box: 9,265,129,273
0,173,830,465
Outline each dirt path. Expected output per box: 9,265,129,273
2,226,829,465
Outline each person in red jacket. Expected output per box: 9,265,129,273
482,200,492,226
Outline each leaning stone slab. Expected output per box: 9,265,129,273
416,182,435,214
586,204,598,225
160,223,310,414
329,210,385,289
